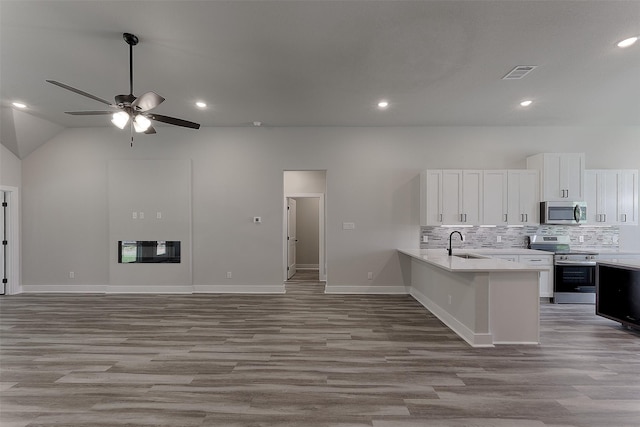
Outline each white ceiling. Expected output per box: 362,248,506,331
1,1,639,157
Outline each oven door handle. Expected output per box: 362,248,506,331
555,261,596,266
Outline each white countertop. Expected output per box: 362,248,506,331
398,249,549,273
597,259,640,269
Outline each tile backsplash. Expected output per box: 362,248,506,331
420,225,619,250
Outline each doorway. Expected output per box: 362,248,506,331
283,171,326,284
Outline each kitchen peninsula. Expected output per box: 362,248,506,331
399,248,547,347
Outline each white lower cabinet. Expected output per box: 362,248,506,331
490,253,553,298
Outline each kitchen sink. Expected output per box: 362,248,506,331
453,254,487,259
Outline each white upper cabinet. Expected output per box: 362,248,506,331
618,170,638,225
585,169,638,225
420,170,443,226
481,170,540,226
585,170,618,224
421,170,482,225
483,170,508,225
527,153,585,201
507,170,539,225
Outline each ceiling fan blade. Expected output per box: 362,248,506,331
144,125,157,135
131,91,165,112
145,113,201,129
46,80,113,106
65,111,114,115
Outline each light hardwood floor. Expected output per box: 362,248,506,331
1,284,639,427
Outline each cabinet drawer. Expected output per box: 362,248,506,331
520,255,553,266
492,255,518,262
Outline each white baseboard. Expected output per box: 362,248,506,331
20,284,286,294
410,287,494,348
296,265,319,270
325,284,410,294
193,284,286,294
21,284,107,293
107,285,194,294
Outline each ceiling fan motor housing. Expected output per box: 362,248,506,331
115,94,136,108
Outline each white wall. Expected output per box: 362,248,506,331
1,143,21,188
19,126,640,292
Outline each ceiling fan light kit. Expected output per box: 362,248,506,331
47,32,200,146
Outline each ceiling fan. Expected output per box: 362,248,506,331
47,33,200,145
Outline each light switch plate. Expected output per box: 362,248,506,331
343,222,355,230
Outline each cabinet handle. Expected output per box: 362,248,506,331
603,214,606,222
439,213,443,222
566,189,569,198
464,214,467,222
504,214,508,222
520,214,524,222
622,214,627,222
525,214,528,222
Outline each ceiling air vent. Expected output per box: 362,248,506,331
502,65,537,80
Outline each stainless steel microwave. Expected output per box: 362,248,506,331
540,201,587,225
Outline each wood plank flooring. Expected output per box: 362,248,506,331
1,285,640,427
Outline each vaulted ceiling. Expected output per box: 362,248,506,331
1,0,639,158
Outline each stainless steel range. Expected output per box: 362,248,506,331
528,235,599,304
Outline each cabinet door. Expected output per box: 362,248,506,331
462,170,483,224
542,153,564,200
483,171,508,225
531,153,585,201
563,153,585,201
519,170,540,224
421,170,443,225
600,171,619,224
618,170,639,225
585,170,599,223
507,170,539,225
585,170,619,224
441,170,463,224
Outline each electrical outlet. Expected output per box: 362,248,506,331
367,272,373,280
156,212,162,219
69,271,74,279
132,212,137,219
496,236,502,243
139,212,144,220
579,235,584,243
226,272,232,279
422,235,428,243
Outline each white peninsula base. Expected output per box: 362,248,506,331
399,249,541,347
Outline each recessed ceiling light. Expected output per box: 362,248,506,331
617,36,638,48
12,101,26,109
377,100,389,109
195,101,207,108
520,100,533,107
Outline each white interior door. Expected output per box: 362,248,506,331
287,198,297,279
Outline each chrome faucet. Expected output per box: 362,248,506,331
448,231,463,256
